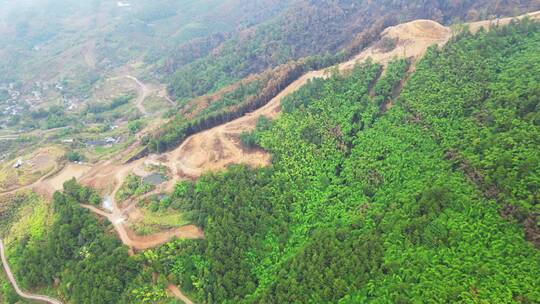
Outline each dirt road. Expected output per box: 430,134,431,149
0,239,63,304
79,156,198,251
81,204,203,252
167,284,194,304
0,163,61,196
163,94,176,105
0,127,69,142
126,75,150,116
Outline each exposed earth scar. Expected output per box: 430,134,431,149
126,75,151,116
2,13,539,253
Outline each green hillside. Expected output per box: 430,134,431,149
1,4,539,304
154,19,540,303
165,0,539,100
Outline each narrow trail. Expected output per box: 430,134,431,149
0,163,60,196
126,75,150,116
167,284,194,304
0,239,63,304
161,91,176,106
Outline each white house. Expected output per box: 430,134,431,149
13,159,23,168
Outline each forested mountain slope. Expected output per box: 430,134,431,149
152,0,540,155
153,20,540,303
166,0,540,100
2,9,540,304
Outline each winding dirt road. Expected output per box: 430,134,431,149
78,153,204,252
126,75,150,116
81,204,203,252
0,239,63,304
168,19,452,180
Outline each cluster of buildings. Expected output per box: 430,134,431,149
0,80,73,120
0,83,20,99
0,83,23,117
63,96,80,111
86,136,119,147
1,103,24,117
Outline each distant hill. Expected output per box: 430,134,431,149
165,0,540,100
0,0,294,86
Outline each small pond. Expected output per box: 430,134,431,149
143,173,167,186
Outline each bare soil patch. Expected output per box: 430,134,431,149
342,19,452,70
6,13,538,251
467,10,540,33
162,19,453,180
44,163,92,193
124,225,203,251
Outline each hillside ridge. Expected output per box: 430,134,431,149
0,9,538,255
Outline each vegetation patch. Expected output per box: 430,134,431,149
4,193,53,245
116,174,155,202
0,194,29,237
0,147,63,190
129,208,188,236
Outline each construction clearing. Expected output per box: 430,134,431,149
1,12,539,252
